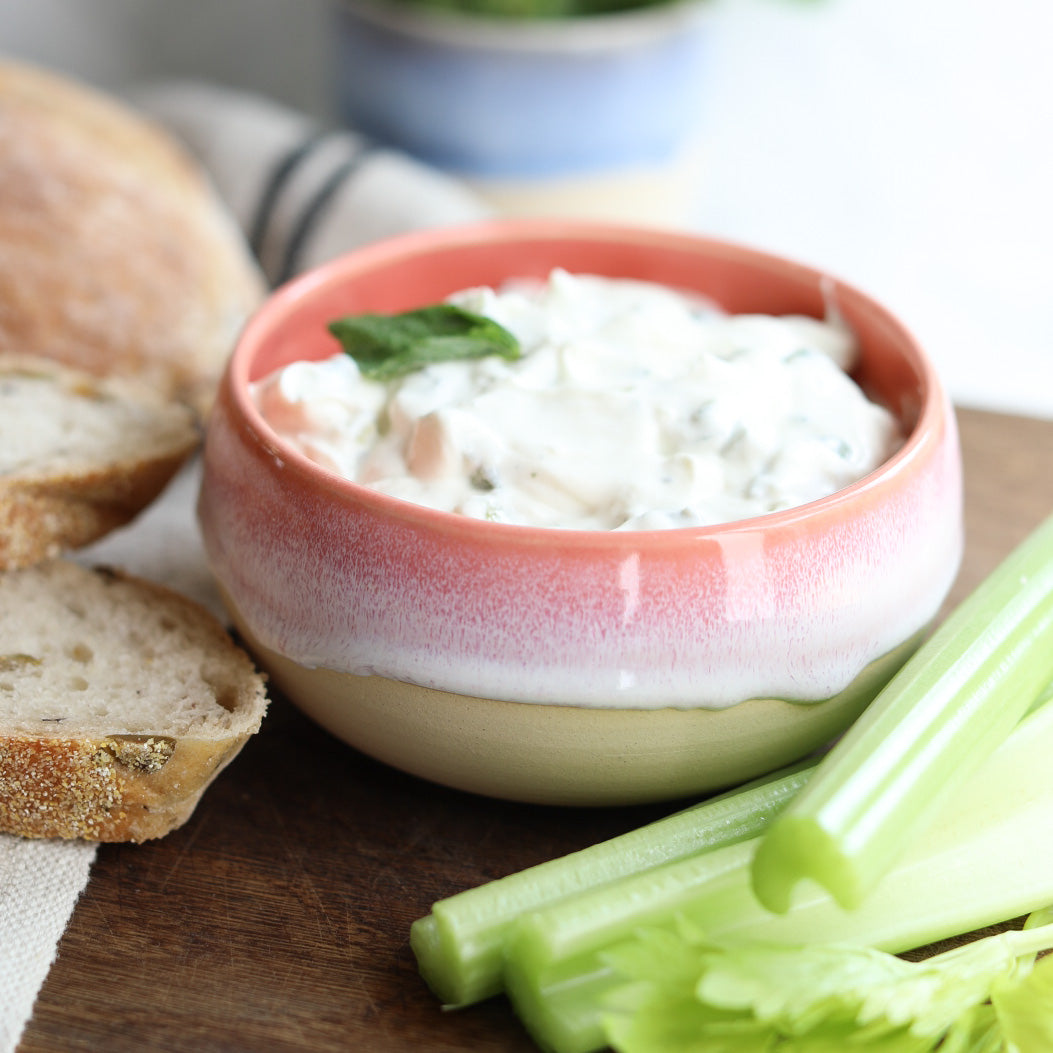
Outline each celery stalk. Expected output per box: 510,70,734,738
502,695,1053,1053
503,841,757,1053
751,511,1053,913
411,762,813,1006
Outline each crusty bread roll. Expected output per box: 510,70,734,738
0,59,266,418
0,353,200,570
0,559,268,841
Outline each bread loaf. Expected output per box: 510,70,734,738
0,59,266,418
0,66,272,841
0,353,200,570
0,559,268,841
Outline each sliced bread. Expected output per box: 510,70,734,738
0,59,266,418
0,559,268,841
0,353,201,571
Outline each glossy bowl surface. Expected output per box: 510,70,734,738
199,220,963,805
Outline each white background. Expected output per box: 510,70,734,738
1,0,1051,420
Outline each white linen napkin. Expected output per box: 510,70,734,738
0,839,96,1052
133,81,491,287
2,81,490,1053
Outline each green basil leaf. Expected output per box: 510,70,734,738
328,304,521,381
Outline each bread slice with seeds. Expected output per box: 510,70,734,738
0,353,200,571
0,559,268,841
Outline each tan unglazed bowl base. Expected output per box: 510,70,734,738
229,602,922,807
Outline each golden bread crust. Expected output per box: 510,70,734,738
0,60,265,417
0,733,250,842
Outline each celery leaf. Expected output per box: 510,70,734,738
991,953,1053,1052
600,921,1053,1053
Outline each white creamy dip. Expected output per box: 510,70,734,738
252,270,903,530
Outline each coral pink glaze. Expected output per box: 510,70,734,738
198,221,963,709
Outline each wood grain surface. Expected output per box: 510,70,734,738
20,407,1053,1053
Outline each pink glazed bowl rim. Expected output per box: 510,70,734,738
225,219,947,550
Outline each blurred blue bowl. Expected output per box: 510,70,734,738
332,0,711,179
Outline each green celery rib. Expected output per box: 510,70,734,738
751,511,1053,913
504,842,756,1053
502,694,1053,1053
410,762,814,1006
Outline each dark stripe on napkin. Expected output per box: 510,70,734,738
247,131,331,265
273,139,376,285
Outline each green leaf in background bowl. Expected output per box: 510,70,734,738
387,0,821,20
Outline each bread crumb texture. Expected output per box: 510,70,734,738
0,353,201,570
0,354,199,478
0,560,268,840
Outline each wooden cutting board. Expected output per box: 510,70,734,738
20,407,1053,1053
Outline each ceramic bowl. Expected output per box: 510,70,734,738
332,0,710,225
198,220,963,806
